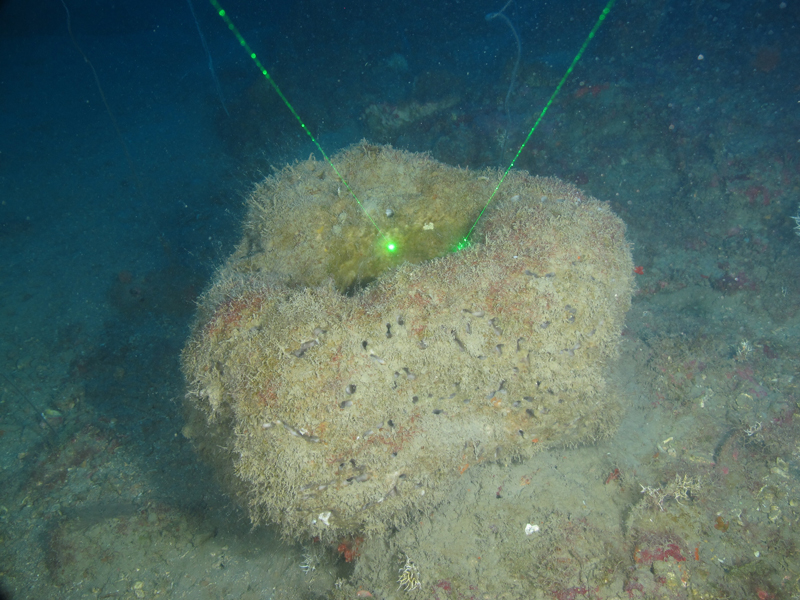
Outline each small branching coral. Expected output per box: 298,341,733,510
640,474,701,511
299,547,321,575
398,554,422,593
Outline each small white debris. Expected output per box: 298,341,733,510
423,222,435,230
525,523,540,535
318,511,331,526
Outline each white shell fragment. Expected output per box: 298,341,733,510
318,511,332,526
525,523,540,535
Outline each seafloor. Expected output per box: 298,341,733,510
1,0,799,598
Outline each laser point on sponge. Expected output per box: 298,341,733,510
180,141,633,540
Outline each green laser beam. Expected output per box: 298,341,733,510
209,0,615,256
458,0,617,247
207,0,397,253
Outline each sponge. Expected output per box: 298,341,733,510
181,142,633,539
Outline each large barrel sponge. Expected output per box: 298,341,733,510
181,142,633,540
